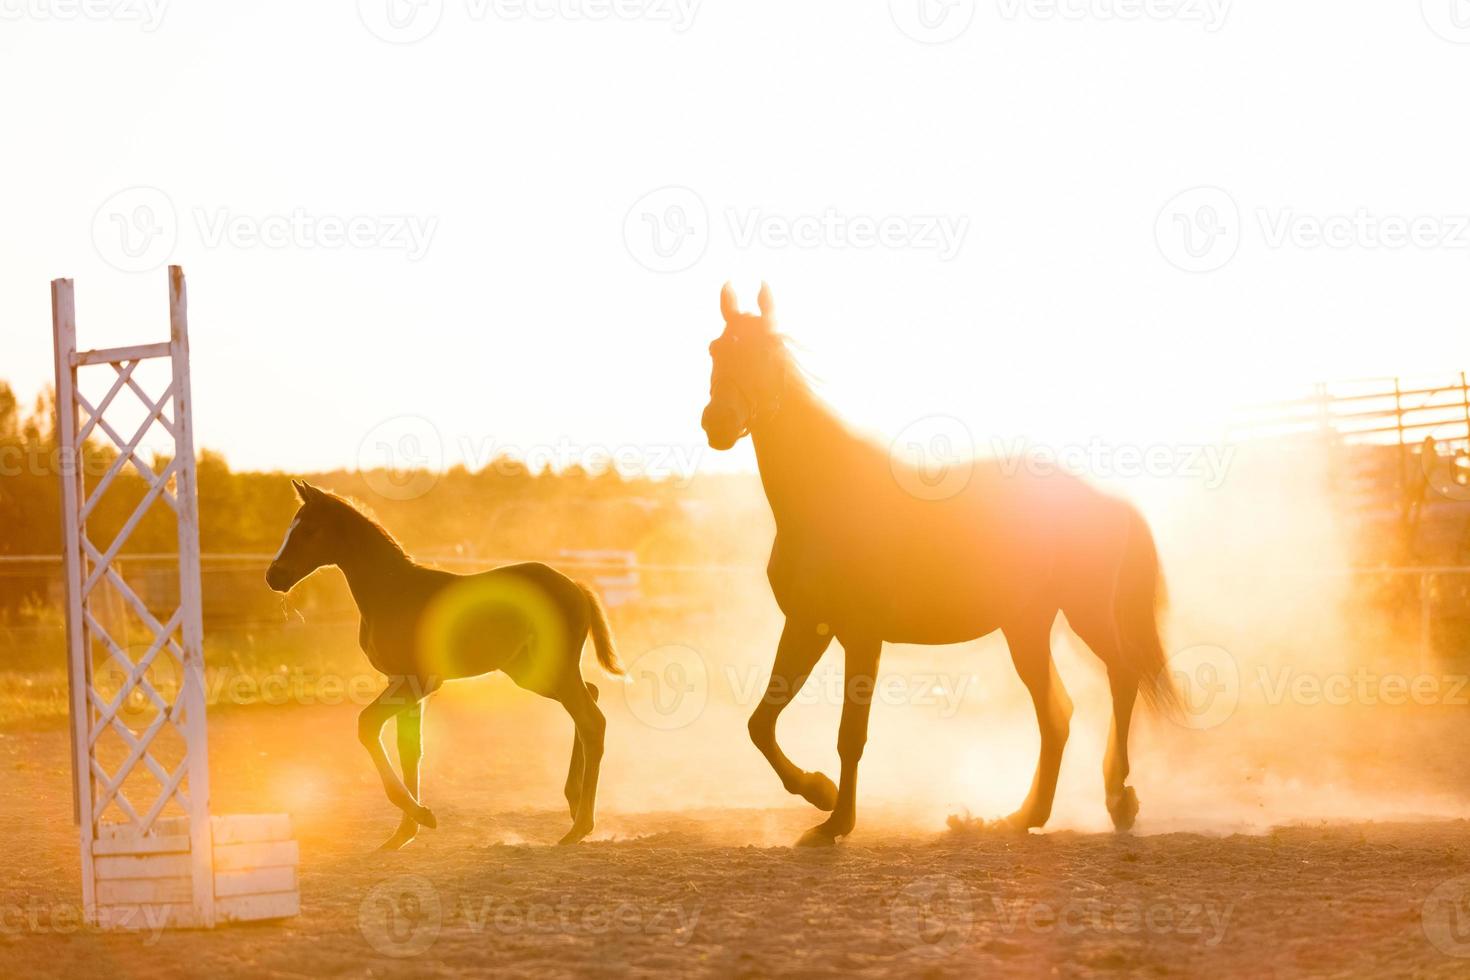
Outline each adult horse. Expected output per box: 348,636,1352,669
700,284,1177,846
265,481,622,848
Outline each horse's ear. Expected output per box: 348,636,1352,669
757,282,775,323
291,479,308,501
720,282,740,324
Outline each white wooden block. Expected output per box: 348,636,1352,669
96,876,193,905
215,892,300,923
93,835,191,856
214,866,297,898
211,813,293,845
213,840,299,872
95,853,193,880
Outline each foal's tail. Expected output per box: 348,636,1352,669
577,582,624,677
1113,506,1179,714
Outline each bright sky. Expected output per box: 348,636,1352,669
1,2,1467,478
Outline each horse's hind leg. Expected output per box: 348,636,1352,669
557,676,606,845
380,701,426,851
1067,609,1142,831
1003,616,1071,830
564,682,599,819
1104,669,1140,831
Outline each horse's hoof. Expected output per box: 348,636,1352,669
799,772,838,812
993,811,1035,833
378,830,417,852
558,823,593,845
413,805,438,830
796,824,838,848
1108,787,1139,832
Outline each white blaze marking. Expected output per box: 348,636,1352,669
272,517,301,563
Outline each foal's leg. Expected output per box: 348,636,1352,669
565,682,599,819
747,618,836,811
797,634,881,847
379,701,426,851
557,676,606,845
1003,617,1072,830
358,683,437,830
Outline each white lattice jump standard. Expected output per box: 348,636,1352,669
51,266,300,930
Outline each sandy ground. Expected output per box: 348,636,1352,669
4,688,1470,979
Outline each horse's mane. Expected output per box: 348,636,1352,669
314,489,408,557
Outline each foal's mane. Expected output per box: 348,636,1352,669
314,489,409,557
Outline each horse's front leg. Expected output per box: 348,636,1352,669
748,618,836,811
358,682,437,832
378,700,426,851
798,635,881,847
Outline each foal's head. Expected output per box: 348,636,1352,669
701,282,789,450
264,481,372,592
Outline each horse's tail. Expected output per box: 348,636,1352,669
1113,506,1179,714
577,582,624,677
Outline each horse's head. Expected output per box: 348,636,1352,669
702,282,786,450
265,480,340,592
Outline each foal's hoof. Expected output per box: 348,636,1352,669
796,825,838,848
1108,787,1139,832
558,822,593,845
798,771,838,812
378,821,419,852
412,805,438,830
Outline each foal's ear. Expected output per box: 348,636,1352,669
720,282,740,324
757,281,775,323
